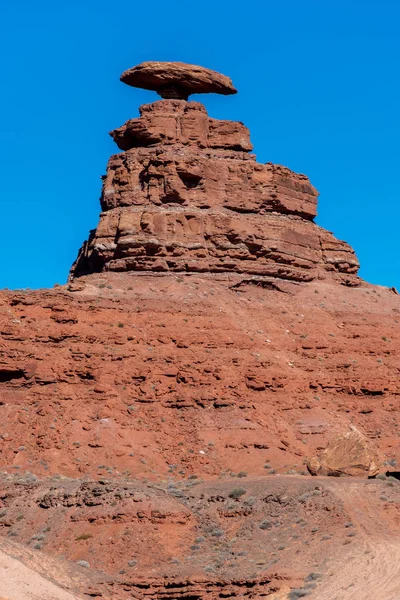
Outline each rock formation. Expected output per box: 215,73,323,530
1,62,399,600
70,62,359,284
120,61,237,99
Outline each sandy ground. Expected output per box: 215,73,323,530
0,551,81,600
310,480,400,600
0,542,83,600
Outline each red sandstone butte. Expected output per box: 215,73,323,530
0,62,399,600
71,98,359,284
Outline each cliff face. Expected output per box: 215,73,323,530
70,99,359,284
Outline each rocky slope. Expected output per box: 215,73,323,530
0,62,399,599
0,275,399,480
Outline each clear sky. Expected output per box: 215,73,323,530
1,0,399,289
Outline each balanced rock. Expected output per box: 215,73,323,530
308,427,380,477
120,61,237,100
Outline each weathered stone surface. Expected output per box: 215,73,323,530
308,428,380,477
120,61,237,100
71,99,359,282
110,100,252,151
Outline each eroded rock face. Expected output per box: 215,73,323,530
110,100,252,151
71,100,359,283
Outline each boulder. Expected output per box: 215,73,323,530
308,427,380,477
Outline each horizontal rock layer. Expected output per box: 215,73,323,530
72,205,358,281
110,100,252,151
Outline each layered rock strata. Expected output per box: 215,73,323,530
70,78,359,283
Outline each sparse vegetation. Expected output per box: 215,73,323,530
289,589,310,599
211,529,224,538
228,487,246,499
76,533,93,541
305,573,322,582
77,560,90,568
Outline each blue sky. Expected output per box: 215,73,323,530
0,0,399,289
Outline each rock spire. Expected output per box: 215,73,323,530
70,62,359,284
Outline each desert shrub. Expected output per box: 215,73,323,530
289,590,309,599
211,529,224,537
305,573,321,582
243,496,256,507
76,533,92,541
228,488,246,499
